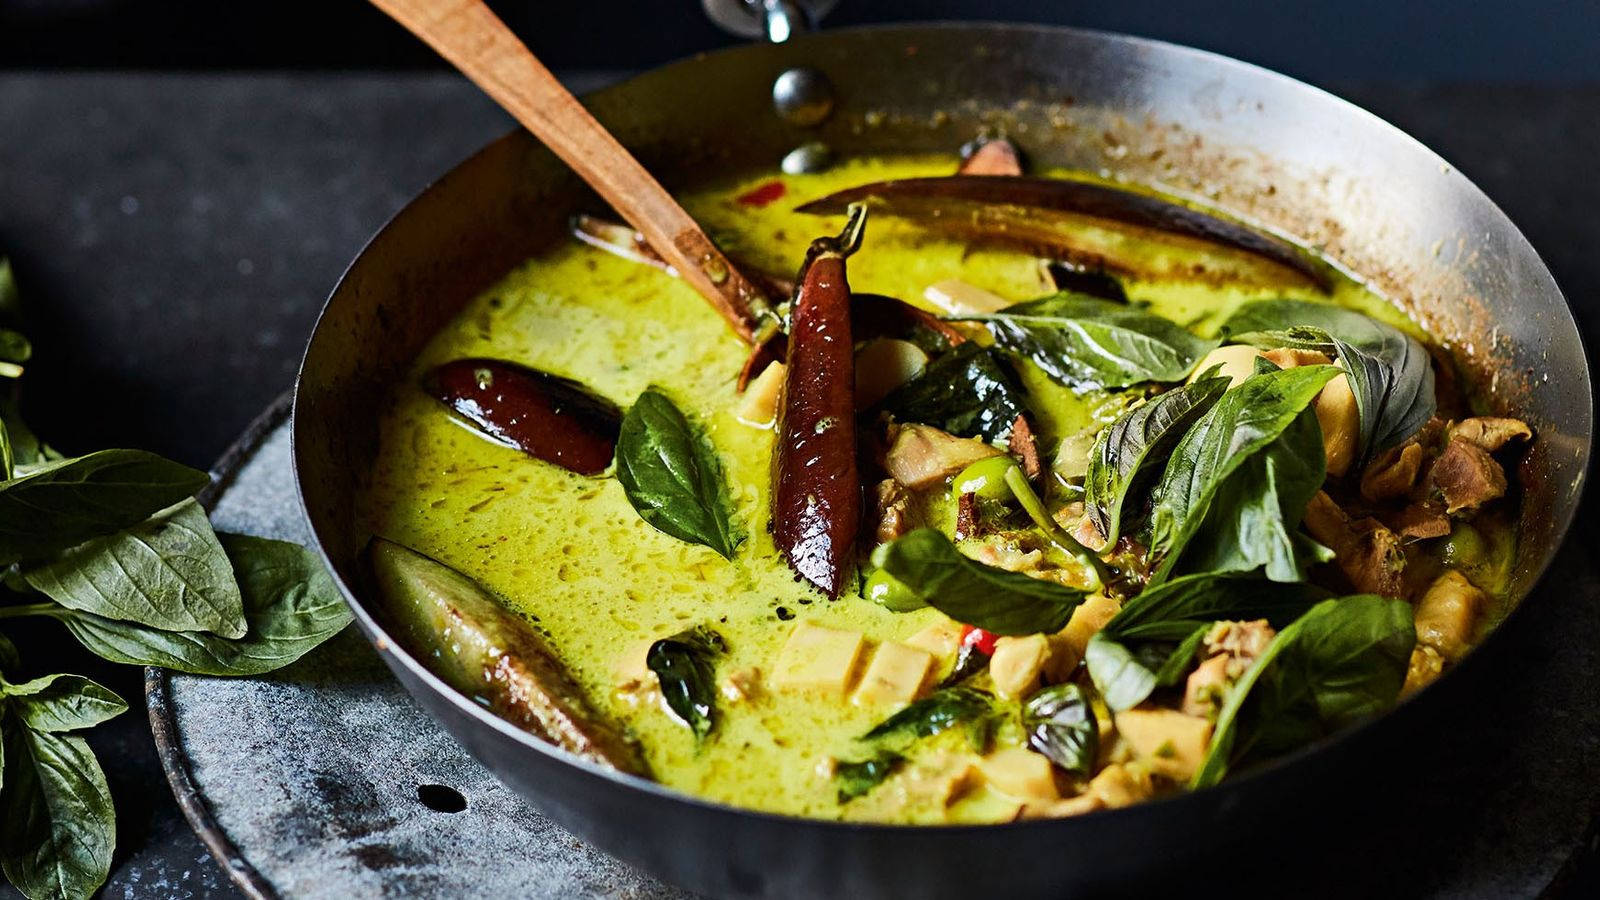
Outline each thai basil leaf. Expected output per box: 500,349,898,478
835,750,905,802
0,632,17,671
3,674,127,733
874,342,1026,441
1084,374,1229,544
1192,595,1414,788
1023,683,1098,776
615,388,742,559
1105,573,1328,642
1168,402,1327,583
1223,300,1435,462
24,498,246,638
959,293,1218,391
874,529,1087,636
1087,574,1327,711
861,686,994,744
645,626,725,742
0,726,116,900
55,534,351,676
1145,365,1338,585
0,449,210,565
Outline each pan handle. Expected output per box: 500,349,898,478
701,0,837,42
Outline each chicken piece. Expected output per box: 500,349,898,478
1088,763,1155,808
1414,569,1486,663
736,361,785,428
906,753,983,808
882,423,1004,490
1044,594,1123,681
1182,654,1231,718
923,279,1011,315
979,748,1061,800
1401,645,1445,696
1114,709,1214,782
855,338,929,409
904,617,964,661
853,641,935,706
1190,344,1263,388
1303,491,1407,597
990,634,1052,699
872,478,922,546
1449,417,1532,452
772,623,865,695
1427,437,1508,514
1202,619,1276,673
1361,441,1425,502
1385,501,1451,540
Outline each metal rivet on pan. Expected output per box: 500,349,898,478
781,141,834,175
772,66,834,127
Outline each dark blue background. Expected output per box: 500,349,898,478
1,0,1598,82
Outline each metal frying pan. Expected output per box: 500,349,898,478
292,24,1593,899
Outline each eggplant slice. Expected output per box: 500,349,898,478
427,358,621,475
796,175,1330,291
367,539,651,777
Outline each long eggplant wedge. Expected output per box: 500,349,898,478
795,175,1330,291
367,538,650,777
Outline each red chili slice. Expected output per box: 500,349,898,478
736,179,788,208
959,624,1000,657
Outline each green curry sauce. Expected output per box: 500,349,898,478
360,155,1514,822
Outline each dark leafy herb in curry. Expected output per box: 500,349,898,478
646,626,727,742
616,387,742,559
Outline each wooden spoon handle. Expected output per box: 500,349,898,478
370,0,775,344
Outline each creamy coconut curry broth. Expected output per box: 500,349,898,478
361,148,1527,823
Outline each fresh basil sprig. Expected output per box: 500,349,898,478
1192,595,1414,788
0,260,352,900
615,388,742,560
956,293,1218,392
1223,300,1435,463
646,626,726,742
874,343,1027,441
0,649,127,900
1083,372,1229,545
1144,364,1338,584
874,529,1088,636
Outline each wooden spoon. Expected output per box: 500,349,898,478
369,0,778,345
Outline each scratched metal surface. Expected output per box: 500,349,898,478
154,408,692,900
